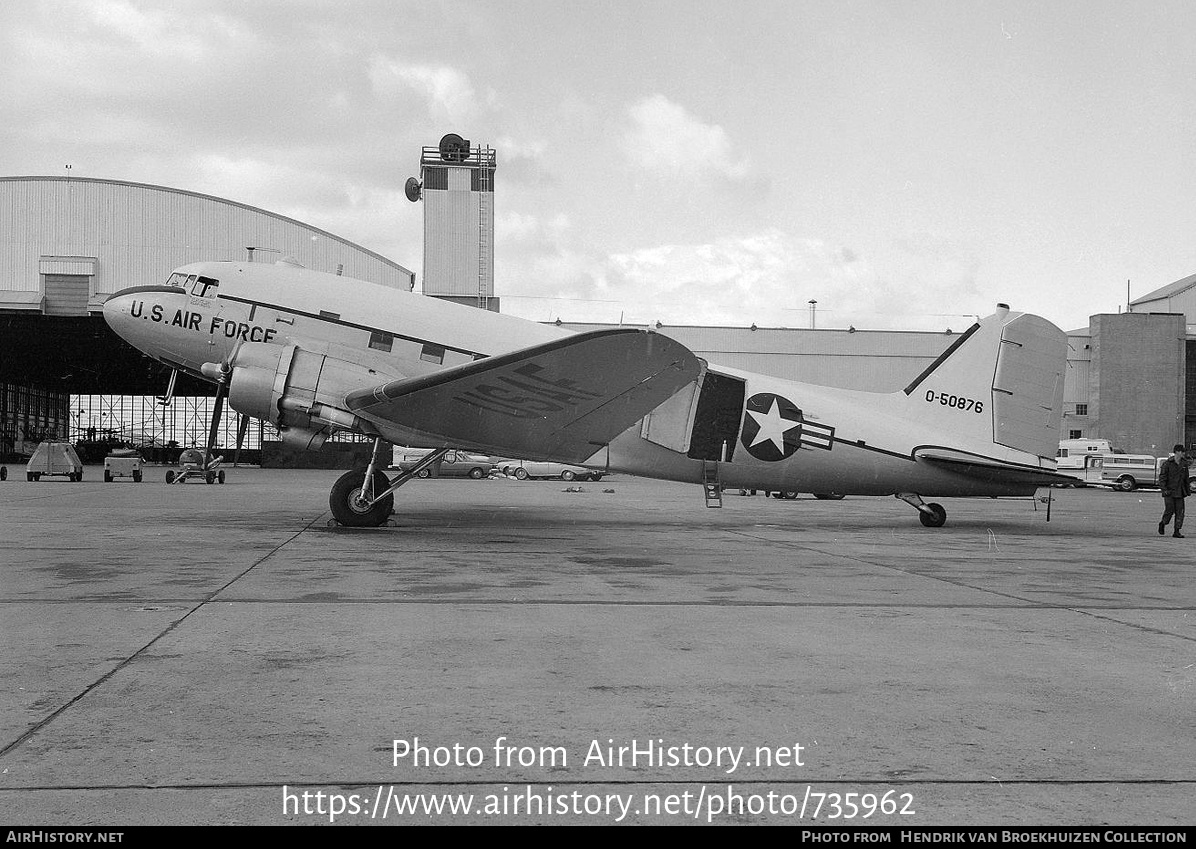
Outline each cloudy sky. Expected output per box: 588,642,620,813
3,0,1195,332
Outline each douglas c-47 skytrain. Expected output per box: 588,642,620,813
103,261,1073,527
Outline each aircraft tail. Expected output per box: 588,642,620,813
899,305,1067,463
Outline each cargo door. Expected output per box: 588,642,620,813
686,370,746,461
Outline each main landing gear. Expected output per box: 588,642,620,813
329,439,450,527
896,493,947,528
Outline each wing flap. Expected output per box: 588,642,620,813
344,329,702,462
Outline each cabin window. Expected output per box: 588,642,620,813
420,343,445,364
1074,403,1088,416
192,276,219,298
369,331,394,352
319,310,340,320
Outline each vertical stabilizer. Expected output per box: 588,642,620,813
901,307,1067,461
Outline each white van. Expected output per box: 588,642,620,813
1056,439,1114,470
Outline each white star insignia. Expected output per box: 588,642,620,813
747,399,801,453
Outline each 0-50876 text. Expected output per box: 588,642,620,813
925,390,983,413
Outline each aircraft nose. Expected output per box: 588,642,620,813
103,289,135,335
102,286,168,353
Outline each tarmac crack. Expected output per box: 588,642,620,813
0,512,328,761
725,529,1196,644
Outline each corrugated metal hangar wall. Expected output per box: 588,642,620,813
0,176,414,314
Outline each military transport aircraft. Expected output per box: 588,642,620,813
103,261,1072,527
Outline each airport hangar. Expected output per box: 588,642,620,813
0,171,1192,468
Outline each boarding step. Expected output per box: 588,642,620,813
702,460,723,508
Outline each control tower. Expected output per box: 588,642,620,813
407,133,498,311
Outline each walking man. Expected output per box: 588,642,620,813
1158,444,1190,538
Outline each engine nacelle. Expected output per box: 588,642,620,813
225,342,382,450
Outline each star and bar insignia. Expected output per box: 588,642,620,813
740,392,835,462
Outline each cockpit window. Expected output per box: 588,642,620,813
167,272,188,288
193,276,219,298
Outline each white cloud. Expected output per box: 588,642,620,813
497,211,570,244
368,57,479,122
621,94,750,181
497,227,991,330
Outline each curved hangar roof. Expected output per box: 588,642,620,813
0,176,414,314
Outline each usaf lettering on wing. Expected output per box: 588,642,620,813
457,362,604,419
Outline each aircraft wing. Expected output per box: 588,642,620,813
343,328,702,462
914,447,1081,486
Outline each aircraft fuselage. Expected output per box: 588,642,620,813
104,261,1063,504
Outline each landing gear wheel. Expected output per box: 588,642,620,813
217,470,226,484
330,469,394,527
0,466,6,481
133,470,142,483
515,468,529,480
205,471,216,484
919,503,947,528
782,491,799,500
166,470,176,484
469,467,485,479
104,470,113,483
561,470,576,481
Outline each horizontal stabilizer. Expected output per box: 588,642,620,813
344,329,702,462
915,448,1080,486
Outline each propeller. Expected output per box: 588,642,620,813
233,413,250,467
203,382,226,471
199,340,246,471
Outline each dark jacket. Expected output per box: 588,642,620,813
1159,456,1190,498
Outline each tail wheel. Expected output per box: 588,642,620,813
330,469,394,527
217,470,226,484
919,503,947,528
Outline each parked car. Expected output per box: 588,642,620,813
396,449,497,479
501,460,604,482
26,441,84,482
